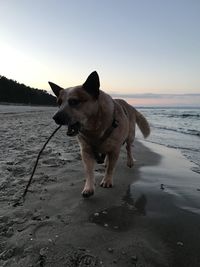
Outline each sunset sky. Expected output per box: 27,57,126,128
0,0,200,106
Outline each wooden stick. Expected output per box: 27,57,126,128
13,125,62,206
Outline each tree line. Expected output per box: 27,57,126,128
0,75,56,106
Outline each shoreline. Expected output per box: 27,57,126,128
140,138,200,175
1,134,200,266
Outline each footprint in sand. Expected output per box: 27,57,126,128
31,221,59,241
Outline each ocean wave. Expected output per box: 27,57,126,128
153,125,200,137
139,108,200,175
167,113,200,118
141,109,200,119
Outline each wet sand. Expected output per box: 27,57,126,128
0,106,200,266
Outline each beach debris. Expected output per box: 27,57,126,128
24,246,33,255
78,253,98,266
6,226,14,237
94,212,99,217
102,211,108,215
160,184,165,190
78,247,87,251
113,225,119,230
0,248,15,260
63,248,98,267
39,247,48,256
107,247,114,253
104,223,109,227
6,161,14,166
177,241,184,247
31,214,42,221
37,252,46,267
0,241,6,253
131,255,138,262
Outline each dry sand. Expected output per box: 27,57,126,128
0,106,200,266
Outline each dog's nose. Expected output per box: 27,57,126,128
53,112,67,125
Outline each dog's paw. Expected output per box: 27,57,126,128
100,180,113,188
82,188,94,198
127,160,134,168
127,157,136,168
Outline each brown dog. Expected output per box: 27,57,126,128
49,71,150,198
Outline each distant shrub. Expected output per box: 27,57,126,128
0,75,56,106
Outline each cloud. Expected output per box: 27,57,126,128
110,93,200,107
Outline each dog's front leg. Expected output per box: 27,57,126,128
81,150,95,198
100,150,120,188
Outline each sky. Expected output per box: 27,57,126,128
0,0,200,106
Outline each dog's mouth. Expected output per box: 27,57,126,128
67,122,81,137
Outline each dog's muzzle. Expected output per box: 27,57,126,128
67,122,81,136
53,112,68,125
52,112,80,137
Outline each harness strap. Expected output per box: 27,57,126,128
79,101,118,164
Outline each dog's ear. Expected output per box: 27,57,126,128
83,71,100,99
48,82,63,97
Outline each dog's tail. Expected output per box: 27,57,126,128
135,110,150,138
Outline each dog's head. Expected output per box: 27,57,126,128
49,71,100,136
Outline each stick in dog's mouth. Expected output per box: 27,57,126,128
67,122,81,136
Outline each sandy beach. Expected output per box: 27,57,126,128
1,105,200,267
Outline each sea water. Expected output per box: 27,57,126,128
137,107,200,174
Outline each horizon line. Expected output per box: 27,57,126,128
110,93,200,98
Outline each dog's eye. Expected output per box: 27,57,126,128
68,98,80,107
